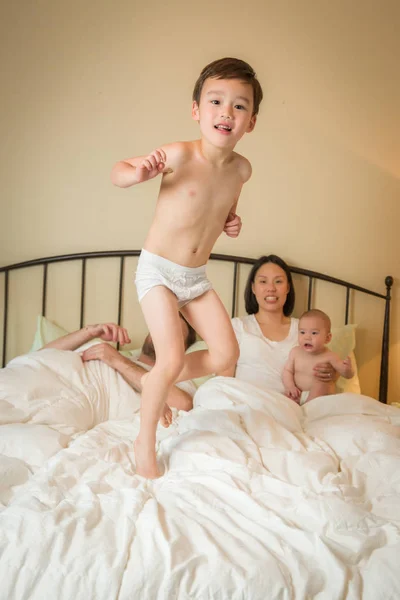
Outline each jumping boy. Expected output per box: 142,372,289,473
111,57,263,477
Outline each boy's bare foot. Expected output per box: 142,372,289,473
134,439,161,479
160,403,172,427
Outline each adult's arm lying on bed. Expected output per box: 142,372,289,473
42,323,131,351
82,342,193,412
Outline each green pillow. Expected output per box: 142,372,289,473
30,316,70,352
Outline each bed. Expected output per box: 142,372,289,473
0,251,399,600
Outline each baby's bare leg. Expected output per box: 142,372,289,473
136,286,184,479
304,380,336,403
179,290,239,380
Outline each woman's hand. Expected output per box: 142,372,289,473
87,323,131,346
313,361,339,383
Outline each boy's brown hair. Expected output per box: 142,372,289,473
192,57,263,116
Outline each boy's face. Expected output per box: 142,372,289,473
192,77,256,148
298,316,332,354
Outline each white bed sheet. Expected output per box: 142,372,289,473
1,350,400,599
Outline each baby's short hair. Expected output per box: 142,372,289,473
192,57,263,116
299,309,331,331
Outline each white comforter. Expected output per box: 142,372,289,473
1,350,400,600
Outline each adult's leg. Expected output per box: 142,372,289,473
179,290,239,381
136,286,185,478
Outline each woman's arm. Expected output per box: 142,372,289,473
217,364,236,377
42,323,130,352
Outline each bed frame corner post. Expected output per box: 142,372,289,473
379,275,393,404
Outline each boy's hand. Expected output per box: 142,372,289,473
135,149,166,183
285,385,301,403
224,213,242,237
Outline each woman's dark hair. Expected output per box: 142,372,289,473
244,255,295,316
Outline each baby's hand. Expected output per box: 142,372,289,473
342,356,353,377
224,213,242,238
285,385,301,403
135,148,166,183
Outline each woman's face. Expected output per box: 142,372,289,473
251,262,290,313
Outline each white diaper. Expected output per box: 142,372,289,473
300,391,310,406
135,249,213,308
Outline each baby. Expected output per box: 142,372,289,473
282,309,354,404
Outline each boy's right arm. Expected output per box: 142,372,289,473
111,148,167,188
282,349,301,403
111,142,187,188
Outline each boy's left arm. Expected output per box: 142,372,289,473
223,157,252,238
329,353,355,379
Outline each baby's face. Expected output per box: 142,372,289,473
298,316,331,354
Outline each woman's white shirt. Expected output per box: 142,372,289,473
231,315,299,393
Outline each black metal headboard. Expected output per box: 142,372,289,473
0,251,393,403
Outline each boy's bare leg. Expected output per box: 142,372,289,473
136,286,185,478
179,290,239,381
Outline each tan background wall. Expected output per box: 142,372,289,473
1,0,399,401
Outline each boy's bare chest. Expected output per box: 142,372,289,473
162,165,242,208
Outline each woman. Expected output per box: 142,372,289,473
221,255,335,393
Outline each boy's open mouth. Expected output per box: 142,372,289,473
304,343,313,349
215,125,232,132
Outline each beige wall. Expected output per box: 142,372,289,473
1,0,399,401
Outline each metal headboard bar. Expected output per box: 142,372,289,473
0,250,393,403
116,256,125,351
231,262,239,318
379,276,394,403
345,288,350,325
307,278,313,310
42,264,48,317
0,251,389,299
80,259,86,329
2,271,9,371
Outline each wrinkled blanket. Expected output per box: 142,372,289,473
1,350,400,599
